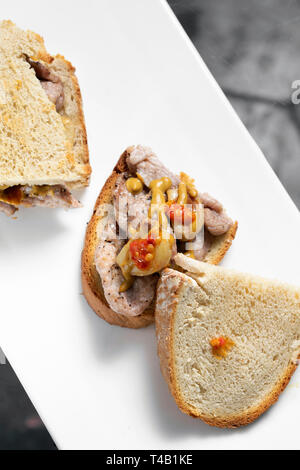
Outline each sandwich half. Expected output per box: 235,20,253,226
155,254,300,427
0,20,91,215
82,146,238,329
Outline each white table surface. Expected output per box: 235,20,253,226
0,0,299,450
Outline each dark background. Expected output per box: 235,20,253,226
0,0,299,450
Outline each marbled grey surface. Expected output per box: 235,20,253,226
169,0,300,208
0,362,56,450
0,0,299,450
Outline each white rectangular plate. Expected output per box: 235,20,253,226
0,0,300,450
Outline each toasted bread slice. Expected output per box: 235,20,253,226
81,150,238,329
155,255,300,427
0,20,90,191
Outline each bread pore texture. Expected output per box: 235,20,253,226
155,257,300,427
0,20,90,189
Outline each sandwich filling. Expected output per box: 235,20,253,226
95,146,235,317
0,185,80,215
27,58,65,112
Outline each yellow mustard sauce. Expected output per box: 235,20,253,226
119,172,201,292
119,277,134,293
177,181,188,205
30,185,55,197
149,177,172,230
180,172,198,199
184,251,196,259
0,185,57,205
126,177,143,195
118,177,174,292
0,186,23,205
149,177,172,206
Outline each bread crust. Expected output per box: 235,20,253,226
50,55,91,187
60,56,90,186
155,269,300,428
25,22,91,186
204,221,238,265
82,150,237,329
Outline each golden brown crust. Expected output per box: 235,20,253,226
82,149,237,329
54,54,91,186
29,28,91,186
27,26,53,63
179,361,299,428
155,269,299,428
204,221,238,265
155,270,187,385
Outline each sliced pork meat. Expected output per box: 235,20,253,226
186,230,212,261
127,145,180,187
21,185,81,209
0,185,80,212
113,174,151,235
27,58,59,82
0,201,17,216
199,193,223,213
27,58,64,112
40,81,64,112
95,240,156,317
22,193,80,209
195,234,213,260
204,208,233,236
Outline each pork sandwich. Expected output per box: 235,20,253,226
82,146,238,328
0,21,91,216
